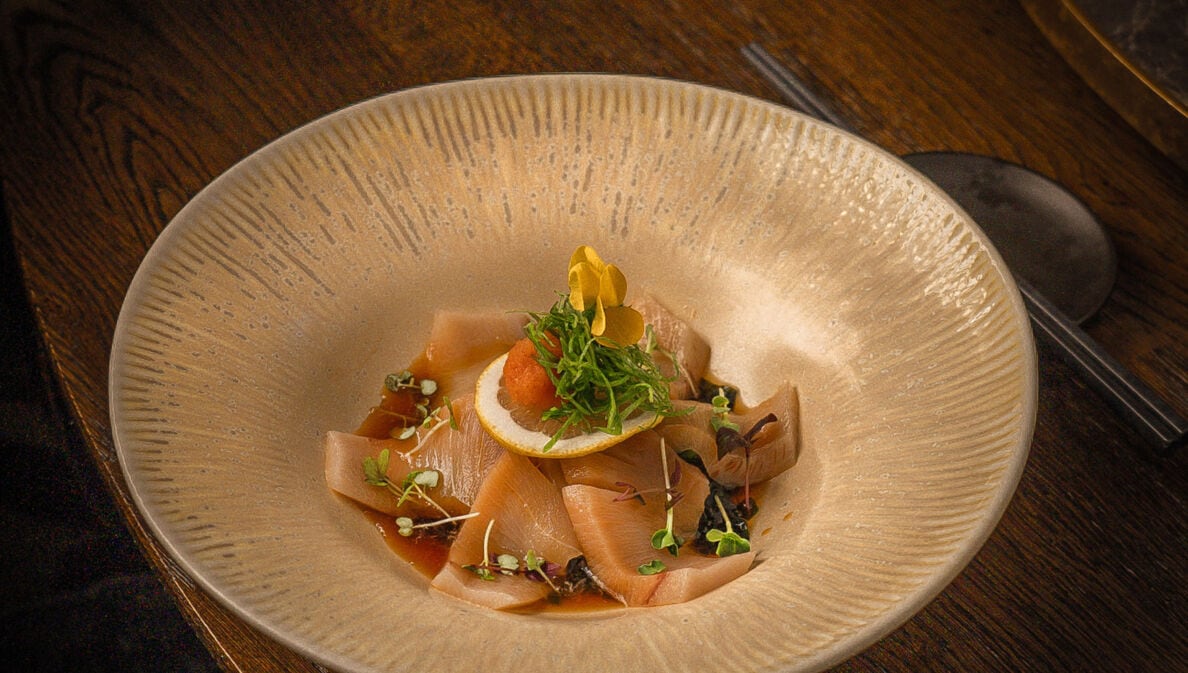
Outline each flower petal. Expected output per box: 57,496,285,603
568,262,601,311
595,305,645,347
591,295,608,336
598,264,629,307
569,245,605,275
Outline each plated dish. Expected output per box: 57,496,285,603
324,244,802,611
109,74,1035,673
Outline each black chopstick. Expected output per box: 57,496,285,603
741,43,855,134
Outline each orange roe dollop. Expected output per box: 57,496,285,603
501,334,563,411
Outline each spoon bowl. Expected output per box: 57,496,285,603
903,152,1116,324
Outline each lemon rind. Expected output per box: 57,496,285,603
473,353,660,458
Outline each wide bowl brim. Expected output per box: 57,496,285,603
110,74,1035,673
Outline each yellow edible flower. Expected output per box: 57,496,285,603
567,245,644,347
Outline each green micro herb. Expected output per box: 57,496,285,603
496,553,520,574
524,549,560,593
381,371,454,443
463,519,499,581
709,388,740,433
395,511,480,537
460,524,562,594
403,396,458,444
705,494,751,557
362,450,450,518
384,370,437,397
523,298,679,451
637,559,666,575
649,439,683,557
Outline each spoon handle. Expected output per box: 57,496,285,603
742,42,1187,455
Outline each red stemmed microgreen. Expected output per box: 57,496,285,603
715,412,778,518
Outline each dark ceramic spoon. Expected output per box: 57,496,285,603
902,152,1114,323
743,43,1186,453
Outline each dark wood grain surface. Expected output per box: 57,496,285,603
2,1,1185,671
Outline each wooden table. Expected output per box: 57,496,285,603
3,1,1185,670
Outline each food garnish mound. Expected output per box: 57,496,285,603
325,245,800,611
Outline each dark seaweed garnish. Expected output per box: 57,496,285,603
692,483,751,555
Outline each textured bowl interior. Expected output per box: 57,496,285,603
110,75,1035,673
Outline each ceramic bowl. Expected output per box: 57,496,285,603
110,74,1035,673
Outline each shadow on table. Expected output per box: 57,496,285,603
0,193,220,673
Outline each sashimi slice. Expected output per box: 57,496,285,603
324,430,416,515
561,483,755,606
430,452,582,610
558,431,710,540
633,294,710,400
662,383,800,487
430,562,552,611
324,395,503,518
404,395,506,508
711,383,799,487
419,310,527,398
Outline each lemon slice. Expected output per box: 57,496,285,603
474,353,661,458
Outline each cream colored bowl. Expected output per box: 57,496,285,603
110,75,1035,673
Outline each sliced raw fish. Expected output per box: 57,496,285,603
558,431,709,540
660,382,800,487
419,310,527,398
324,395,504,518
633,294,710,400
429,562,553,611
404,395,506,507
430,452,582,610
561,483,755,606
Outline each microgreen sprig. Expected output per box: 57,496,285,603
384,370,437,397
461,520,561,592
400,397,458,454
362,449,451,518
705,494,751,557
523,549,560,593
709,388,740,433
463,519,499,581
395,511,480,537
381,371,456,446
524,297,678,451
649,439,683,557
